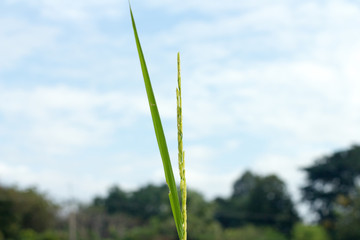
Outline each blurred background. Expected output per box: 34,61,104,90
1,0,360,239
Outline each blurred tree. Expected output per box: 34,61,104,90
187,190,223,240
87,185,226,240
76,208,138,240
215,171,298,235
334,188,360,240
94,184,171,220
224,225,287,240
0,193,16,238
80,190,141,240
128,184,171,220
0,185,58,239
301,145,360,233
233,171,258,199
85,184,173,239
103,186,130,214
121,189,224,240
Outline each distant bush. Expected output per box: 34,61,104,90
0,184,58,239
292,223,329,240
224,225,287,240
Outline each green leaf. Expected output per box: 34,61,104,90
129,5,184,239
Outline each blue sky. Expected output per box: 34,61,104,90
1,0,360,212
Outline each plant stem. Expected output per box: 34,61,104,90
177,52,187,240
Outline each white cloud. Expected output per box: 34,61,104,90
0,17,59,70
252,152,315,195
0,85,150,154
0,162,110,201
187,168,241,199
144,0,283,15
0,151,167,201
157,0,360,145
5,0,125,21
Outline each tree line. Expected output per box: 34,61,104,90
1,145,360,240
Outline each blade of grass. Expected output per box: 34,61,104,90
129,5,184,239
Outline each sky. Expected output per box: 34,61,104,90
1,0,360,213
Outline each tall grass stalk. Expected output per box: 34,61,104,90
129,5,187,240
177,53,187,240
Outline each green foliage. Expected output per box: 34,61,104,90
85,186,224,240
103,186,129,215
301,145,360,232
122,217,177,240
216,171,298,235
92,184,171,220
129,184,171,220
334,188,360,240
187,216,222,240
292,223,329,240
76,208,138,240
0,185,58,239
18,229,66,240
5,230,64,240
224,225,287,240
186,191,222,240
187,190,214,221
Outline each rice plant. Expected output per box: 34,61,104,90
129,5,187,240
